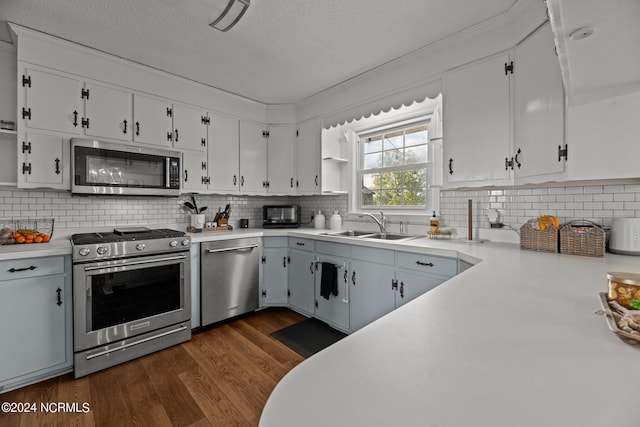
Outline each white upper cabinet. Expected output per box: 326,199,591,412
19,132,69,189
513,22,566,183
266,125,296,194
83,82,131,141
132,94,172,147
239,120,267,193
181,151,208,193
172,103,207,153
296,118,321,194
444,53,511,187
21,67,82,135
208,113,240,193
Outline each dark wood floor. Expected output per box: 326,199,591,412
0,308,306,427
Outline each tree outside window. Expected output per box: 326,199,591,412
360,124,428,208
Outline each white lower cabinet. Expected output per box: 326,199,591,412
287,238,316,316
394,270,445,308
314,242,351,332
349,245,396,332
260,237,289,307
0,255,72,393
259,237,461,334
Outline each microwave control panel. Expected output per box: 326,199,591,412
169,158,180,189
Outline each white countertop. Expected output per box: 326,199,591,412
4,225,639,427
259,233,640,427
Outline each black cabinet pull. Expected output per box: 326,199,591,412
400,281,405,298
515,148,522,169
175,129,179,142
296,180,299,188
351,271,356,285
56,287,62,306
416,260,434,267
73,110,78,127
241,176,244,186
233,175,237,186
184,170,188,182
8,265,37,273
309,262,314,274
315,175,318,186
54,158,60,175
135,121,140,136
296,242,305,246
123,119,128,134
448,158,454,175
283,256,286,268
290,178,293,188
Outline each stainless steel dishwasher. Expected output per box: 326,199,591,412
200,237,261,326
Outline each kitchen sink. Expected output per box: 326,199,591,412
322,230,418,242
360,232,415,241
323,230,374,237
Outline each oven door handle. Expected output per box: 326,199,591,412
83,254,187,271
206,244,258,254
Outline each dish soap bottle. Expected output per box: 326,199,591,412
314,211,326,229
430,211,439,234
329,211,342,231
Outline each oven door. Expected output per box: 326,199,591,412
73,252,190,352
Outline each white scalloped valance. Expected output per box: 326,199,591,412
322,78,443,129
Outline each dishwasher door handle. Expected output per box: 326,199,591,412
206,244,258,254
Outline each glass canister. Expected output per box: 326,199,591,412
607,272,640,309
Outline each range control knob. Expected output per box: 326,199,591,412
169,240,178,247
136,243,146,251
181,239,190,246
79,248,90,256
96,246,108,255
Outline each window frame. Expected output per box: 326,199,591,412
356,119,431,212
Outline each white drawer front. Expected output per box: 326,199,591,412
395,252,457,277
288,238,315,252
0,256,65,281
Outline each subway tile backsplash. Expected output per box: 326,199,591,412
440,183,640,230
0,189,348,230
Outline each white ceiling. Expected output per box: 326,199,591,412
0,0,519,105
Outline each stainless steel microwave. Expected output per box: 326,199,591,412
71,139,181,196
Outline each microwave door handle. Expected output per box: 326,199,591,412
166,158,170,188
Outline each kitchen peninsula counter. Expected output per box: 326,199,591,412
259,234,640,427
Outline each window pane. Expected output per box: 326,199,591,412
403,189,426,206
380,190,402,206
405,127,428,147
405,145,428,164
364,136,382,153
364,153,382,169
361,173,378,206
383,132,403,150
382,149,403,167
380,171,403,189
401,168,426,188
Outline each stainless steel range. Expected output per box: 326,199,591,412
71,227,191,378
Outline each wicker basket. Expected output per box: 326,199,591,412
559,220,605,257
520,220,558,253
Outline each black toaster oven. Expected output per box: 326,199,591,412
263,205,301,228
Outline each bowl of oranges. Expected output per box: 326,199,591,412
0,218,54,245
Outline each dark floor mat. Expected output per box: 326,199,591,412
270,317,347,358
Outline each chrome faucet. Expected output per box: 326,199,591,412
359,211,386,233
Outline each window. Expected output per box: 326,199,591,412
359,123,429,209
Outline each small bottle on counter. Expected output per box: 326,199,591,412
314,211,326,229
329,211,342,231
430,211,439,234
